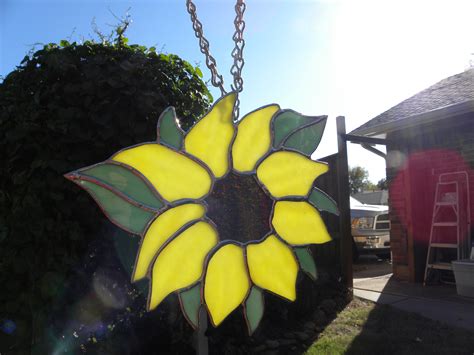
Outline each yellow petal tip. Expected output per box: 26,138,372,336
112,144,212,201
232,104,280,172
149,221,218,311
257,151,328,198
204,244,249,326
185,93,236,178
246,236,298,301
272,201,332,245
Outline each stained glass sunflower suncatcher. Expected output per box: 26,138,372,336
65,92,339,334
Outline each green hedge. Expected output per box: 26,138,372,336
0,37,211,352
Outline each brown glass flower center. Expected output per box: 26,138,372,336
205,172,273,244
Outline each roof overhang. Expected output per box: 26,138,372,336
351,99,474,137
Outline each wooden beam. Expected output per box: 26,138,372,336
361,143,387,159
343,134,387,145
336,116,353,290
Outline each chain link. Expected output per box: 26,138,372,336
186,0,227,96
230,0,246,120
186,0,246,119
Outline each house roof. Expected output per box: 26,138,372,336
353,190,388,206
351,68,474,136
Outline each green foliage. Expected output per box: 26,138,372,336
0,33,211,351
377,178,388,190
306,298,474,354
348,166,376,194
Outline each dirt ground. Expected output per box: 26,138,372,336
353,255,392,280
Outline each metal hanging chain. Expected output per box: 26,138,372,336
186,0,246,119
230,0,246,120
186,0,227,96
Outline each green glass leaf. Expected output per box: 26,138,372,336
80,163,164,210
294,247,318,280
111,229,149,296
179,283,201,329
76,180,154,234
157,107,184,150
308,187,339,216
282,117,327,156
113,229,140,276
244,286,264,335
272,110,326,149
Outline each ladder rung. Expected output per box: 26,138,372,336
436,202,457,206
433,222,458,227
438,182,457,186
428,262,452,270
430,243,458,248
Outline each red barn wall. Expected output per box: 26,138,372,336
386,112,474,282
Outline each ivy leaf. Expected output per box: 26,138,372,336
272,110,327,155
244,286,264,335
0,225,8,243
40,271,65,299
195,67,203,78
179,283,202,329
294,247,318,280
64,163,161,235
157,107,184,150
308,187,339,216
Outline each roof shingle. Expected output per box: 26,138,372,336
351,68,474,135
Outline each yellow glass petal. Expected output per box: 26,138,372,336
184,93,236,178
256,151,328,198
232,104,280,172
246,235,298,301
132,203,206,282
112,144,211,202
149,221,218,310
272,201,332,245
204,244,250,326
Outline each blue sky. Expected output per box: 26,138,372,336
2,0,474,183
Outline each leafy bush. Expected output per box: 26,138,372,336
0,34,211,352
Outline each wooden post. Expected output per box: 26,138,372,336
197,306,209,355
336,116,353,290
